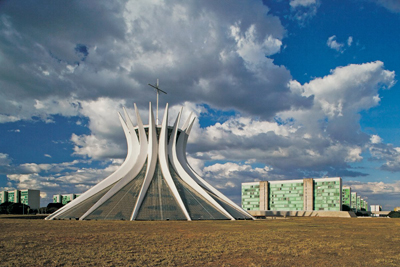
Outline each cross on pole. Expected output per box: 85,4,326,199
148,79,167,125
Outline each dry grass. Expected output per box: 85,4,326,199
0,216,399,266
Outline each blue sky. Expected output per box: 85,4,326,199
1,0,400,210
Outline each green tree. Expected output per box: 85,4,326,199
388,211,400,218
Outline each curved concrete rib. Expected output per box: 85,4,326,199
131,102,158,220
80,106,148,220
157,104,191,220
169,109,234,220
46,112,136,220
178,116,254,219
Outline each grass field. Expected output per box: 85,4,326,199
0,216,399,266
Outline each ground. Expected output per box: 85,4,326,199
0,216,399,266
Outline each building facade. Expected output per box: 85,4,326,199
242,177,342,212
53,194,81,205
370,205,382,212
0,189,40,209
342,186,351,210
242,178,369,213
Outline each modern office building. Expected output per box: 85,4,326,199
242,177,342,212
53,194,81,205
242,179,369,213
351,192,358,211
46,103,253,221
0,189,40,209
357,196,361,211
362,199,368,211
0,191,7,203
342,186,351,210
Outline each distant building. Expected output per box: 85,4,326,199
242,178,370,213
242,177,342,212
357,196,361,211
53,194,81,205
351,192,358,212
370,205,382,212
0,189,40,210
342,186,351,210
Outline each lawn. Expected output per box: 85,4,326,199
0,216,399,266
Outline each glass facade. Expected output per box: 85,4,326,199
241,183,260,211
342,187,351,210
357,196,361,211
136,161,188,220
351,192,357,211
20,191,28,205
269,182,304,211
53,194,81,204
87,162,147,220
241,178,357,212
169,161,229,220
0,191,8,203
0,190,39,209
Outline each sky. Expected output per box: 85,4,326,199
1,0,400,210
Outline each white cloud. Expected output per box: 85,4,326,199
369,143,400,172
71,133,125,160
327,35,354,53
0,153,12,166
230,23,282,70
370,135,383,144
345,180,400,210
327,35,344,52
347,36,353,46
203,162,271,190
289,0,319,24
349,180,400,196
290,0,317,8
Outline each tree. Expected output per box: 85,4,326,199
342,205,351,211
388,211,400,218
46,203,64,214
3,203,31,214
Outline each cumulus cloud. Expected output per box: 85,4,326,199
0,0,306,125
186,61,395,185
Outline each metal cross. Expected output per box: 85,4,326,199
148,79,167,125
